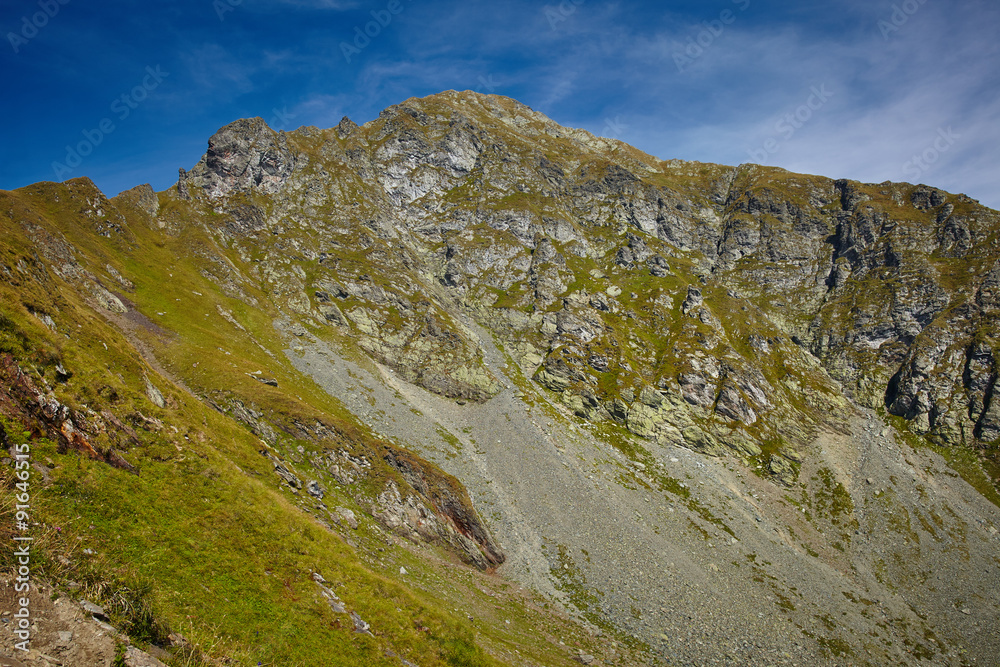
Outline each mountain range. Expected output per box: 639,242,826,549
1,90,999,666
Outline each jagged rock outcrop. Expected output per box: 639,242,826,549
178,117,296,200
0,354,138,472
381,446,505,569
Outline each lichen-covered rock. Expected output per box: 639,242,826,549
179,117,296,199
767,454,798,486
682,426,726,457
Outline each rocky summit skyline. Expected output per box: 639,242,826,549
2,1,999,210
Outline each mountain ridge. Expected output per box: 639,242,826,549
174,90,1000,462
1,89,998,666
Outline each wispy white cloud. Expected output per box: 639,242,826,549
282,92,353,129
182,43,257,96
467,0,1000,208
253,0,357,9
14,0,996,207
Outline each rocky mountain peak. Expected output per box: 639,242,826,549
178,116,295,199
4,91,997,666
165,92,1000,463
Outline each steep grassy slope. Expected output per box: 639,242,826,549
0,179,633,666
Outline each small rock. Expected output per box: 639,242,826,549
145,378,166,409
960,608,971,615
681,285,703,315
337,508,359,530
80,600,108,621
574,653,595,665
274,463,302,489
124,645,169,667
351,611,372,634
94,618,129,642
866,478,874,485
399,566,407,575
306,480,324,499
56,630,73,646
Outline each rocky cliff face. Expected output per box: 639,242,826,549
174,91,1000,478
3,91,999,666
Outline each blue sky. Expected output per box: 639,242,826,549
2,0,998,209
